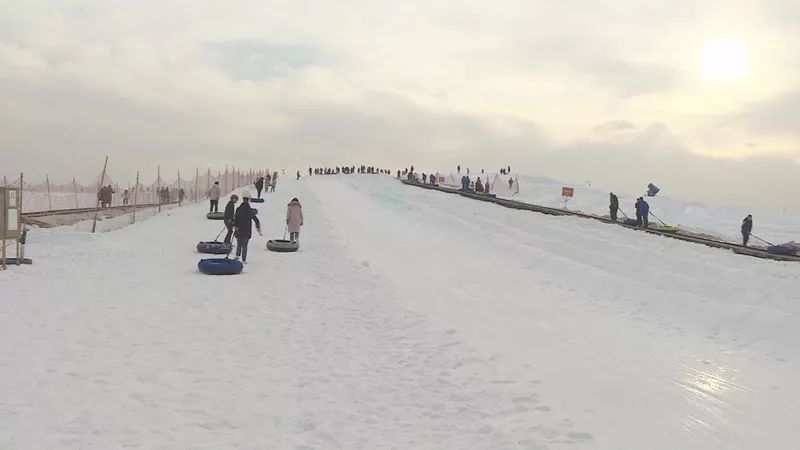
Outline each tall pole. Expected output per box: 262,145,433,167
132,171,140,223
225,165,228,194
194,168,199,203
91,156,109,233
72,177,79,208
177,169,181,206
157,165,161,212
46,174,52,211
16,173,24,265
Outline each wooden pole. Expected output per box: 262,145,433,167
17,173,23,264
92,157,109,233
157,165,161,212
46,174,52,211
132,171,139,224
73,177,79,208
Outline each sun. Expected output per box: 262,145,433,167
700,39,750,81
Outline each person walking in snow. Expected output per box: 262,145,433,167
457,165,461,174
741,214,753,246
208,181,221,212
296,170,301,180
122,189,130,206
286,198,304,243
508,178,514,190
635,198,642,227
639,197,650,228
233,192,261,263
475,177,484,193
609,193,619,222
429,173,436,185
223,193,238,244
254,177,265,198
270,173,277,192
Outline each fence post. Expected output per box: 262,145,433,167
91,156,108,233
132,171,140,224
157,165,161,212
46,174,52,211
72,177,79,208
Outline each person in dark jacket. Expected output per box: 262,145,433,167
233,193,261,263
635,198,642,227
639,197,650,228
609,193,619,222
223,194,239,244
254,177,265,198
475,178,484,193
741,215,753,246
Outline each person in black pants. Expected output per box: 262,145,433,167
741,215,753,246
609,193,619,222
223,194,238,244
233,193,261,263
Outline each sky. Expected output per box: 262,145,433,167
1,0,799,210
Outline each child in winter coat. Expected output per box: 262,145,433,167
286,198,304,243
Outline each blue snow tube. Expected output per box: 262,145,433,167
250,198,265,203
623,218,638,226
196,241,232,254
767,245,796,255
251,207,258,215
198,258,243,275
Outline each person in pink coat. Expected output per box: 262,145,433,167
286,198,304,243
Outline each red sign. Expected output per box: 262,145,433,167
561,187,574,197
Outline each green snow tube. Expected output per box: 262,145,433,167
266,239,299,253
207,212,225,220
656,225,680,233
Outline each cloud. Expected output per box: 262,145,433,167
203,40,334,81
727,88,800,136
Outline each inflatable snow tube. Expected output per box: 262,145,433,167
251,208,258,215
196,241,232,254
767,245,797,255
656,225,680,233
206,212,225,220
266,239,300,253
250,198,265,203
198,258,243,275
623,218,638,226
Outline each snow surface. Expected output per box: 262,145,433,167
1,175,799,449
459,172,800,245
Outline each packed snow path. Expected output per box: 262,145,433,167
2,176,798,449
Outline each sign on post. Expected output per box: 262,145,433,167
561,186,574,209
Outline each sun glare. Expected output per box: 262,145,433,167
700,39,750,81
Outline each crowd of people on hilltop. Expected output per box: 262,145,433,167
308,165,392,176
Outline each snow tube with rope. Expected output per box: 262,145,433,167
207,212,225,220
196,241,232,254
251,207,258,215
622,218,638,226
767,245,797,255
656,225,680,233
250,198,265,203
198,258,243,275
266,239,299,253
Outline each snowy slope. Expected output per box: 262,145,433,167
2,175,799,449
454,172,800,245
